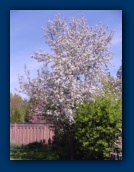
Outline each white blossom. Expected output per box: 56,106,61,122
18,15,114,125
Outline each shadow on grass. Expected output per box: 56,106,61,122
10,125,75,160
10,126,83,160
10,142,59,160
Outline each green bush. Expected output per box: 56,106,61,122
74,96,122,160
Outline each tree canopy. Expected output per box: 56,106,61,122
10,93,25,122
10,93,31,123
18,15,114,126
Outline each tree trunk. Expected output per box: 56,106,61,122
69,126,75,160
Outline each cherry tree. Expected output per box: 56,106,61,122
18,16,114,126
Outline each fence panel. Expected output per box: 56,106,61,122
10,123,54,145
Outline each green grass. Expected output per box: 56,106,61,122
10,142,59,160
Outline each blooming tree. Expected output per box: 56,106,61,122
18,16,114,126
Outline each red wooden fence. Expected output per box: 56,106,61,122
10,123,54,145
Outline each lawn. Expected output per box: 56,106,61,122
10,142,59,160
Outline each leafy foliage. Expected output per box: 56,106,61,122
10,93,32,123
23,99,32,122
10,93,25,122
74,95,122,159
11,109,22,123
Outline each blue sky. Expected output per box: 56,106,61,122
10,10,122,99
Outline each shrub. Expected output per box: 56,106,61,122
74,96,122,160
